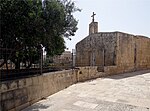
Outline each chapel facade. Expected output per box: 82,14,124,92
75,13,150,73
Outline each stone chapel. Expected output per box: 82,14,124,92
75,12,150,74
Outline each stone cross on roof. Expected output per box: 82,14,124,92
91,12,96,22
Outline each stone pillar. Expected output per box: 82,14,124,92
89,22,98,35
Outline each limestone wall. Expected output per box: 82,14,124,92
76,67,107,82
104,32,150,75
76,32,150,75
76,32,117,67
135,36,150,70
89,22,98,35
1,67,108,111
76,31,150,74
1,70,77,111
116,32,136,73
116,33,150,72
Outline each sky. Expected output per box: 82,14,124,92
64,0,150,51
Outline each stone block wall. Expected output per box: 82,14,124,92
1,70,77,111
116,32,136,73
76,32,117,67
1,63,150,111
89,22,98,35
76,67,107,82
135,36,150,70
104,32,150,75
76,31,150,75
115,32,150,73
1,67,108,111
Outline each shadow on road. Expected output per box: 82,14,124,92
106,70,150,80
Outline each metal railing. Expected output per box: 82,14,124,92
0,48,76,81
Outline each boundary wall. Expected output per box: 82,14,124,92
1,67,105,111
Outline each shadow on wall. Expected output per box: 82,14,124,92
107,70,150,80
23,102,50,111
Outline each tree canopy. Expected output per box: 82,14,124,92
0,0,80,69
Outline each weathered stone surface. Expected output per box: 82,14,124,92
76,32,117,67
89,22,98,35
1,91,14,101
76,31,150,75
2,67,149,111
2,99,15,111
25,78,32,86
135,36,150,70
9,81,18,91
1,70,78,111
22,70,150,111
14,88,28,107
18,79,26,89
1,83,8,93
32,76,39,85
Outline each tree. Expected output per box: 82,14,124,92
0,0,80,69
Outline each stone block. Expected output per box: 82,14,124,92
1,83,8,93
37,76,43,85
32,77,39,85
26,78,32,86
43,75,48,83
14,88,28,107
27,86,34,102
1,91,14,101
9,81,18,91
1,99,15,111
18,79,26,88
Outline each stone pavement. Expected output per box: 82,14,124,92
23,70,150,111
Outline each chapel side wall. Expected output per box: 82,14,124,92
104,33,135,74
135,36,150,70
116,33,135,72
116,33,150,71
104,33,150,75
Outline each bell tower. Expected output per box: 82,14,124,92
89,12,98,35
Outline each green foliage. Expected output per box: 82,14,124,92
0,0,80,69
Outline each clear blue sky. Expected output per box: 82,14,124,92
65,0,150,51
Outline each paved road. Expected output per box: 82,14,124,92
23,70,150,111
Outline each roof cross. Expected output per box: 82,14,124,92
91,12,96,22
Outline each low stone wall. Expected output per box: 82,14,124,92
1,67,108,111
77,66,107,82
104,65,134,75
1,70,77,111
1,66,149,111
